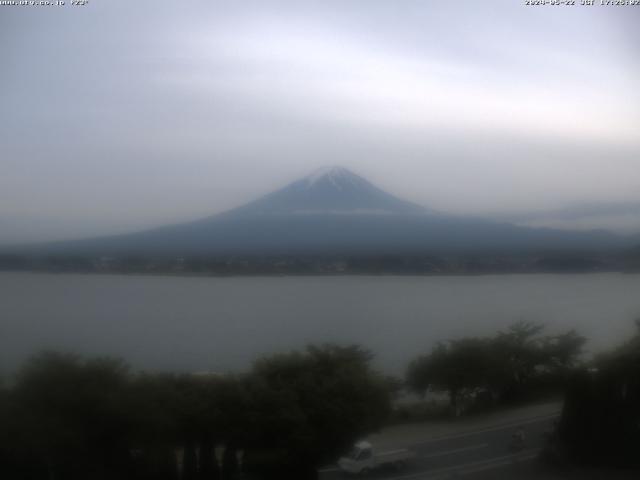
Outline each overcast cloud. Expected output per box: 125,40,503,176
1,0,639,244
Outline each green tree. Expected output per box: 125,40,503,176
407,321,586,410
489,321,546,400
559,321,640,467
407,338,494,413
540,329,586,372
11,352,132,480
245,344,391,475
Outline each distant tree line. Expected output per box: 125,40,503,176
0,250,631,276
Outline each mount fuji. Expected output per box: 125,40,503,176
34,166,624,256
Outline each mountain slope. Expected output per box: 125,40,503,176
25,166,628,256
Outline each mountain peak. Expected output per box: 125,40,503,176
233,166,428,216
305,165,358,188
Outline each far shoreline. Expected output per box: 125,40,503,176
1,268,638,280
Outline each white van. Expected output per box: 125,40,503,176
338,441,415,475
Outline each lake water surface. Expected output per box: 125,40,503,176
2,272,640,376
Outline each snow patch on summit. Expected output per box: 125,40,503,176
231,165,429,216
305,166,358,190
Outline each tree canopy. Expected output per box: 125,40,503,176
407,321,586,412
0,345,391,480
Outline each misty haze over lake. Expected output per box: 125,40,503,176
2,272,640,376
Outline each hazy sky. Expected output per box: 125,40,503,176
1,0,639,243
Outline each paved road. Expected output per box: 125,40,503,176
319,412,559,480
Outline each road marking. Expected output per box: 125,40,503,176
418,443,488,459
412,412,559,446
319,444,489,474
318,444,489,475
455,452,538,477
317,466,340,473
381,448,539,480
318,411,557,477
